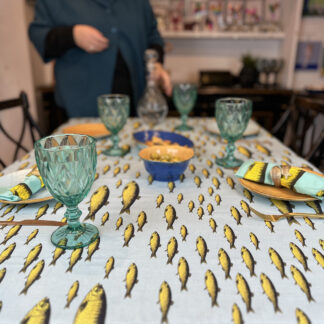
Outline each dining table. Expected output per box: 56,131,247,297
0,117,323,324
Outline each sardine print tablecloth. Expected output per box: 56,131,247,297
0,118,323,324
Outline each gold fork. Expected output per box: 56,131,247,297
250,207,324,222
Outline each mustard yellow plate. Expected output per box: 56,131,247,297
62,123,110,138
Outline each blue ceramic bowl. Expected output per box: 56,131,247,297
139,145,194,182
133,130,194,148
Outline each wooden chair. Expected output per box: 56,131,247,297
0,91,43,168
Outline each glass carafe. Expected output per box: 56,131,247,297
137,49,168,127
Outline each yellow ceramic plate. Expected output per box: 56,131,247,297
0,170,53,205
62,123,110,138
238,178,317,202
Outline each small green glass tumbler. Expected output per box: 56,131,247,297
34,134,99,249
215,97,252,168
98,94,130,157
173,83,197,131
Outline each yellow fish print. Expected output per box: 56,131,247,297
116,179,122,189
197,207,204,220
196,236,209,263
293,229,306,247
116,217,123,230
65,280,79,308
240,200,251,217
311,248,324,269
236,273,254,312
209,218,217,233
224,225,236,249
150,232,161,258
133,121,141,129
208,187,214,196
25,229,39,245
1,225,21,245
20,259,45,295
212,177,220,189
304,217,315,230
134,211,147,232
103,164,110,174
168,181,175,193
166,237,178,264
218,248,232,279
179,173,185,182
177,257,191,291
86,237,100,261
18,161,29,170
306,201,323,214
164,205,177,230
94,173,99,181
49,239,67,266
226,177,235,190
249,232,259,250
202,168,209,179
216,167,224,178
241,246,256,277
52,202,63,214
104,257,115,279
125,263,138,298
156,194,164,208
316,190,324,198
0,203,7,211
16,204,27,214
290,242,310,272
290,265,315,302
237,145,252,158
194,176,202,188
123,223,135,247
205,269,220,307
230,207,242,225
243,189,254,203
1,205,15,218
0,216,14,230
198,194,204,205
260,273,281,312
270,199,298,225
188,200,195,212
101,212,109,226
320,239,324,251
232,303,243,324
120,181,140,214
35,204,49,220
0,268,6,284
296,308,312,324
255,143,271,156
123,163,130,173
21,297,50,324
265,220,274,232
268,248,287,279
215,194,222,206
74,284,106,324
66,248,83,272
20,243,42,273
113,166,121,177
177,193,183,204
158,281,173,324
189,164,196,173
180,225,188,241
85,185,109,221
207,159,213,168
148,175,154,185
135,171,141,178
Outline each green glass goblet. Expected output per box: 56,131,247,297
173,83,197,131
215,98,252,168
98,94,130,156
34,134,99,249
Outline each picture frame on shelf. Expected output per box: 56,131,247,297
303,0,324,16
295,41,322,71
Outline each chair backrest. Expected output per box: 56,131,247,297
0,91,43,168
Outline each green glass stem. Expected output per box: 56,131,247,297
181,114,188,127
66,206,82,230
225,141,236,162
112,134,120,150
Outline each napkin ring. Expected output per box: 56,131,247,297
270,165,291,188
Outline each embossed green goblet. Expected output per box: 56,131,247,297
215,98,252,168
173,83,197,131
98,94,130,156
35,134,99,249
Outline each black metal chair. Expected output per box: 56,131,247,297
0,91,43,168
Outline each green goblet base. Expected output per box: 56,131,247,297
103,146,130,157
51,223,99,249
216,156,243,169
175,124,193,131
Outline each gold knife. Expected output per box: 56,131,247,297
0,220,65,226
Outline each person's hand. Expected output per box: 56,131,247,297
154,63,172,96
73,25,109,53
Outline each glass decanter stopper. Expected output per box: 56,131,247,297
137,49,168,127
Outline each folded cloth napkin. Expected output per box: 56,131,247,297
0,172,44,202
235,160,324,200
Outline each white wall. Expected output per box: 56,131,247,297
0,1,38,167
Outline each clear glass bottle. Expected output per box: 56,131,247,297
137,49,168,127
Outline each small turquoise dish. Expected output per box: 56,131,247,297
133,130,194,148
139,145,194,181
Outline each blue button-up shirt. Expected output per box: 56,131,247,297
29,0,164,117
